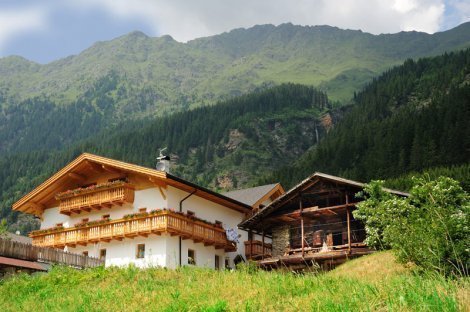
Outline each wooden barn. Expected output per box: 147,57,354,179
238,173,408,270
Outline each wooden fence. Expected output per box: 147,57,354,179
0,237,103,269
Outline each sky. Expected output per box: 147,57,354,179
0,0,469,64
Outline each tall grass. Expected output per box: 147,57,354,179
0,252,467,312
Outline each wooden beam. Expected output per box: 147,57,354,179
158,186,167,200
68,172,87,183
29,202,45,213
84,160,103,173
346,194,351,253
101,165,122,174
148,176,166,187
301,188,344,196
283,203,356,218
149,177,167,199
300,194,304,257
249,230,253,260
261,231,265,260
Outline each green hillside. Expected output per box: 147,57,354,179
1,23,470,156
0,252,467,311
266,49,470,189
2,50,470,234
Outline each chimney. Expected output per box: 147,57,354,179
156,148,171,173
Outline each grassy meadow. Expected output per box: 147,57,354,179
0,252,468,312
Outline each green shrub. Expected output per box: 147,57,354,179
354,177,469,276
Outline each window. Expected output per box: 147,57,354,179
136,244,145,259
100,249,106,260
102,214,110,220
224,257,230,269
188,249,196,265
82,251,88,257
139,208,147,213
215,255,220,270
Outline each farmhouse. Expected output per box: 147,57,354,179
239,173,408,270
12,153,284,269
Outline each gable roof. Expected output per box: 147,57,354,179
223,183,285,207
239,172,409,229
12,153,252,215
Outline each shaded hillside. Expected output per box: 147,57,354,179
1,23,470,156
0,84,332,233
266,49,470,188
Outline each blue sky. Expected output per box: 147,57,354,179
0,0,469,64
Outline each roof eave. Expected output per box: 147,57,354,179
13,153,251,215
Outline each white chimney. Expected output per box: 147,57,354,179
156,148,171,173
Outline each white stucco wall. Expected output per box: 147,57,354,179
165,235,227,269
40,184,252,268
69,234,168,268
166,186,249,263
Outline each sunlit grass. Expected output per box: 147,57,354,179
0,252,467,311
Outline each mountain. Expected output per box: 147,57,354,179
1,23,470,156
1,24,470,233
2,23,470,105
2,50,470,233
265,49,470,189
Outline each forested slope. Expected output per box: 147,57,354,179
3,49,470,233
1,22,470,156
266,49,470,188
0,84,332,233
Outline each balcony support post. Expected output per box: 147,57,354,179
261,231,265,260
346,193,351,253
300,193,304,257
249,230,253,260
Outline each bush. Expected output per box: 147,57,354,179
354,177,469,276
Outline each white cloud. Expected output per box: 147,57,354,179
0,7,48,53
69,0,449,42
400,3,445,32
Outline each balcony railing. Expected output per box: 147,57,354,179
245,240,272,260
0,238,103,269
30,211,236,252
58,183,135,215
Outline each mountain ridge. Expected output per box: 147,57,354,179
1,22,469,103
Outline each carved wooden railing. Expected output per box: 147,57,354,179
245,240,272,260
30,211,236,251
58,183,135,215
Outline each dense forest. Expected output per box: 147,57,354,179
0,84,332,233
1,49,469,234
265,49,470,188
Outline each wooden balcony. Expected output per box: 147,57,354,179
58,183,135,215
30,211,236,252
245,240,272,260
